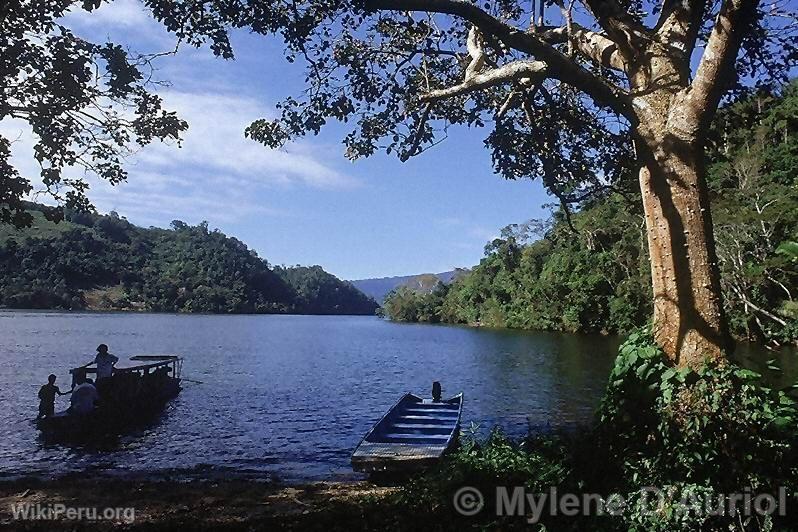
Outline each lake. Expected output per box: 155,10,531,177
0,311,791,483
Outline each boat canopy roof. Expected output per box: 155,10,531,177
70,354,182,374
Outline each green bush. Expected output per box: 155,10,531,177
599,328,798,489
394,329,798,530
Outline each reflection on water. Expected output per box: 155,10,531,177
0,311,791,482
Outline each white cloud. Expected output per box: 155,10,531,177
88,179,288,227
431,215,498,243
0,118,39,182
4,2,358,228
63,0,153,29
136,90,358,190
0,88,357,227
60,0,172,49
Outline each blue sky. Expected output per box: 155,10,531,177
4,0,553,280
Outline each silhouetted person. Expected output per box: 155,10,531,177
92,344,119,381
37,374,66,419
69,373,99,416
432,381,442,402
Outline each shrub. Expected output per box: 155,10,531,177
597,327,798,529
394,328,798,530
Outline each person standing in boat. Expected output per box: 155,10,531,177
36,374,67,419
88,344,118,381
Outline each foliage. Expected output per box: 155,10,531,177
709,82,798,346
383,84,798,345
0,206,377,315
274,265,379,315
382,283,449,323
595,328,798,530
385,194,652,335
777,241,798,262
388,329,798,531
600,329,798,486
5,0,795,232
392,429,585,530
1,0,196,226
237,0,794,197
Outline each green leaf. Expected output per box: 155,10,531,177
736,369,761,380
776,240,798,260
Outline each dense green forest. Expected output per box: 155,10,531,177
384,83,798,346
0,209,378,315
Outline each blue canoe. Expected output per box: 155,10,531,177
351,392,463,472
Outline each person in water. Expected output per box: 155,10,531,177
90,344,119,381
37,374,66,419
69,371,99,415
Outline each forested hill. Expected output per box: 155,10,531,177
383,81,798,346
0,208,378,315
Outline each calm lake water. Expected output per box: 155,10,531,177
0,311,793,482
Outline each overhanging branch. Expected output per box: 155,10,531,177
683,0,759,132
420,60,547,101
654,0,708,60
365,0,634,121
538,24,627,72
581,0,648,57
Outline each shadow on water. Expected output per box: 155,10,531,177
36,401,178,451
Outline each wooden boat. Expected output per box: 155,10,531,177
351,392,463,473
36,355,182,439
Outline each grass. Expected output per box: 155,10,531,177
0,211,77,243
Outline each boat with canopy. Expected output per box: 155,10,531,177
36,354,183,439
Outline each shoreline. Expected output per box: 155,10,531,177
0,307,379,317
0,476,395,530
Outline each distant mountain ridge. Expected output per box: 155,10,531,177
350,270,466,303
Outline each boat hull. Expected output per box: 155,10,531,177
36,376,181,440
352,393,463,473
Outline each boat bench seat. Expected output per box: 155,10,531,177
381,433,451,441
402,408,459,415
396,415,457,422
392,423,452,430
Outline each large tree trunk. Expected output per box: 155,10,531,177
636,116,731,367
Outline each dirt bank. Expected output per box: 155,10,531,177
0,478,398,530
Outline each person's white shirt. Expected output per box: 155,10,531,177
71,383,99,415
94,352,118,380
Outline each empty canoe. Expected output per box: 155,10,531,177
351,392,463,472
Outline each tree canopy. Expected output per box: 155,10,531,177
4,1,795,224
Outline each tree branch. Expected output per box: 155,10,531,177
581,0,648,57
400,102,432,161
538,24,627,71
654,0,708,61
420,60,547,101
366,0,634,120
683,0,760,132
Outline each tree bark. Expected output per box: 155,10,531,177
636,109,731,367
